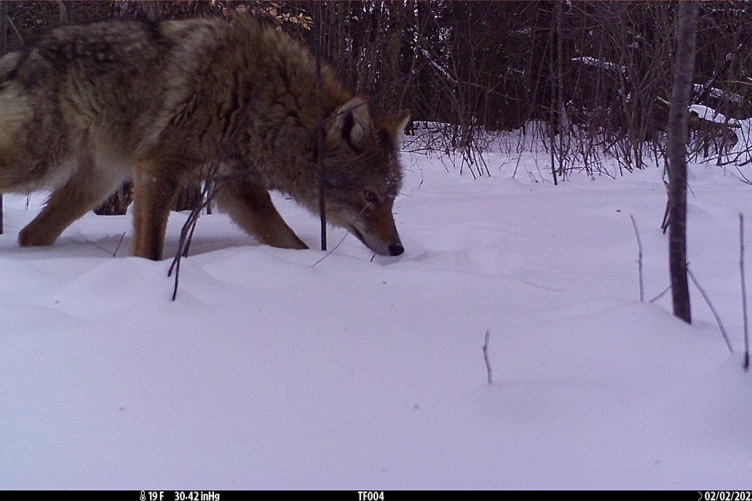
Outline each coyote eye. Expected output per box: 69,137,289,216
363,189,379,205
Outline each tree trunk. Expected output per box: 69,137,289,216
667,1,699,324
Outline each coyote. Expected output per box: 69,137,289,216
0,14,409,259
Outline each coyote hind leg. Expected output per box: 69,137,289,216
18,157,121,247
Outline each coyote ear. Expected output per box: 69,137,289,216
326,97,372,151
379,110,411,148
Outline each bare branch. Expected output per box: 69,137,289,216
169,77,267,300
313,2,327,252
741,213,750,370
687,266,733,354
630,214,644,302
483,329,493,385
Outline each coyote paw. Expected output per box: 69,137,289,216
18,226,56,247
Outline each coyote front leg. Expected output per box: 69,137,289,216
132,158,181,260
215,179,308,250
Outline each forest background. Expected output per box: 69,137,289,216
4,0,750,185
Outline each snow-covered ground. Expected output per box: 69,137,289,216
1,130,750,489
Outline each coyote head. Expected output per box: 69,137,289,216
321,97,410,257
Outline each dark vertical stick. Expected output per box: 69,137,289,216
630,214,644,302
483,329,493,385
741,214,750,370
314,2,327,251
0,1,6,235
547,2,558,186
555,0,565,179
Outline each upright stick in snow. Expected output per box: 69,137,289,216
0,1,6,235
483,329,493,385
314,3,327,252
666,1,698,324
630,214,644,302
741,214,750,370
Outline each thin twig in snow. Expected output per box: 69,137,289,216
649,285,671,304
740,213,750,370
630,214,644,302
687,266,733,354
168,78,267,300
311,231,349,268
113,232,126,257
80,231,126,257
483,329,493,385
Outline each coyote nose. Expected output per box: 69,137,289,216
388,243,404,256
